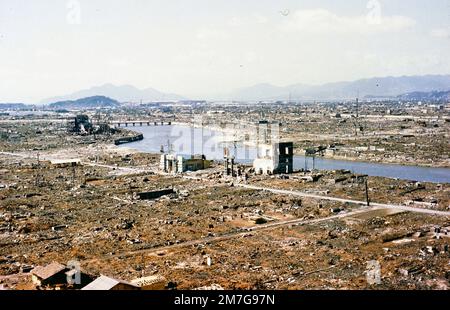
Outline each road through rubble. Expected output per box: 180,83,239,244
86,181,449,262
237,184,450,217
85,204,383,263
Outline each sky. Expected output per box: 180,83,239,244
1,0,450,102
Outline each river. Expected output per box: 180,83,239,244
118,125,450,184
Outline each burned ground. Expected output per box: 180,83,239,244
0,107,449,290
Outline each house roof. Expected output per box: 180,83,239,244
31,262,66,280
81,275,137,290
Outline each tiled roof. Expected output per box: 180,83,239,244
31,262,66,280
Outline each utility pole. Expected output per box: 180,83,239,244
365,178,370,206
72,164,76,185
356,91,359,119
167,139,172,153
35,153,41,187
81,165,86,185
355,91,359,137
201,121,205,156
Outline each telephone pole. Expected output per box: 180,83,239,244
365,177,370,206
354,93,359,137
35,153,41,187
72,164,76,184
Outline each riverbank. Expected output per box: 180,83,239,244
298,151,450,169
119,124,450,183
173,121,450,169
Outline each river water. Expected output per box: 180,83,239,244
119,125,450,184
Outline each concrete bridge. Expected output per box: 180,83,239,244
109,120,172,127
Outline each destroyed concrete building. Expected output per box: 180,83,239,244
223,148,235,176
252,119,293,175
253,142,294,175
160,154,211,173
71,115,93,134
68,114,116,136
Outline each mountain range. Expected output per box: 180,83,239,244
37,75,450,104
397,90,450,102
41,84,185,104
226,75,450,101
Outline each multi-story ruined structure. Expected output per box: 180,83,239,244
252,120,293,175
253,142,294,175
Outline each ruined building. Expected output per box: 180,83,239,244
223,148,235,176
253,142,294,175
252,120,293,175
68,114,115,136
72,115,93,134
160,154,211,173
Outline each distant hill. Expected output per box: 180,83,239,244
0,103,28,110
42,84,185,104
397,90,450,102
229,83,300,101
49,96,120,109
226,75,450,101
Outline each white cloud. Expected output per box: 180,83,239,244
431,27,450,38
34,48,60,59
280,9,416,35
106,57,132,68
196,28,230,41
228,13,268,27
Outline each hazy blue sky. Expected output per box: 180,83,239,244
1,0,449,102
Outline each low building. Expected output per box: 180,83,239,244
182,155,211,172
31,262,67,287
81,275,139,290
253,142,293,175
31,262,94,288
160,154,211,173
50,159,81,168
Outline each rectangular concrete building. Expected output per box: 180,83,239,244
160,154,211,173
253,142,293,175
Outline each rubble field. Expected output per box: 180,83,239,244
0,111,449,290
0,145,449,290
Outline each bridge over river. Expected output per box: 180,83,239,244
109,120,172,127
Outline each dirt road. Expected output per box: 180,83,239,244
237,184,450,217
